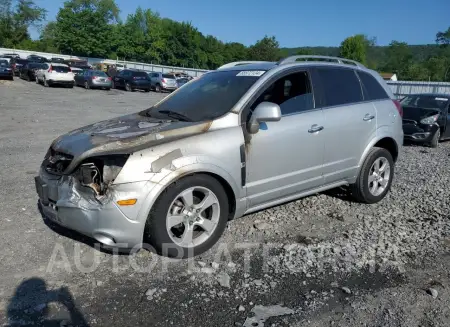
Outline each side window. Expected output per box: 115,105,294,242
358,71,389,100
252,71,314,116
316,68,363,107
117,70,125,77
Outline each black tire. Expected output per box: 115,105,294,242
44,77,49,87
105,88,111,91
125,82,132,92
9,76,14,81
84,81,90,90
35,76,39,84
27,74,31,82
351,147,394,204
155,84,161,93
429,129,440,148
145,174,229,258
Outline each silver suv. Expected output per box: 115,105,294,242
148,72,178,92
35,56,403,258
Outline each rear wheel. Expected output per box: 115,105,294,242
35,76,39,84
351,147,394,204
125,82,131,92
429,129,440,148
155,84,161,93
145,174,229,258
26,74,31,82
44,77,49,87
84,81,90,90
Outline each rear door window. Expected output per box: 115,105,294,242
52,65,70,73
358,71,389,100
316,67,363,107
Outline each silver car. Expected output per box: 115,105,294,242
35,56,403,258
74,69,112,90
148,72,178,92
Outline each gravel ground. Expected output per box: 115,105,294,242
0,78,450,327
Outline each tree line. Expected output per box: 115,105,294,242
1,0,449,81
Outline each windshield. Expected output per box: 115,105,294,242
132,71,148,77
0,60,8,66
52,65,70,73
401,95,449,110
142,70,264,122
29,63,43,69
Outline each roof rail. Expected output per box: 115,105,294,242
217,61,271,70
277,55,365,68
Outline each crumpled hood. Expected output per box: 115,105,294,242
50,113,212,173
402,106,441,122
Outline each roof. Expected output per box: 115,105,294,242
408,93,450,98
217,62,278,71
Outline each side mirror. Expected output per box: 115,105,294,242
248,102,281,134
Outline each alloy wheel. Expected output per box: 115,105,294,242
166,186,220,248
368,157,391,196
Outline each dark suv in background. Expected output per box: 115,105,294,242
112,69,151,92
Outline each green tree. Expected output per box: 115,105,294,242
382,41,413,79
54,0,119,57
0,0,46,47
339,34,372,64
436,27,450,46
248,36,280,61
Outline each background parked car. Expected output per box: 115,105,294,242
176,77,190,88
19,62,46,82
401,93,450,147
35,63,74,88
74,69,112,90
112,69,151,92
51,57,65,64
27,55,49,63
0,59,13,80
148,72,178,92
12,58,29,76
70,67,84,76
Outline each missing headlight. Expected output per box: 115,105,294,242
75,155,129,196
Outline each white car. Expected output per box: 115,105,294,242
35,63,74,88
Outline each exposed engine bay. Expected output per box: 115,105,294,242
43,147,129,197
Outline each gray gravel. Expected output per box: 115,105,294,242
1,78,450,326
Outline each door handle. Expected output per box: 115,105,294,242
363,114,375,121
308,124,324,133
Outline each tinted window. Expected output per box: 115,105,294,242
0,60,8,66
29,63,42,69
52,65,70,73
16,59,28,65
317,68,363,106
142,70,263,122
163,74,176,79
401,95,449,110
252,72,314,115
358,71,389,100
131,71,148,77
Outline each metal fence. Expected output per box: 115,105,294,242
386,81,450,98
0,47,209,77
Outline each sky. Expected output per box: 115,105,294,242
31,0,450,47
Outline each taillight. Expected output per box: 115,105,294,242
393,100,403,117
48,66,52,73
92,76,97,80
107,77,112,81
69,67,72,72
161,78,166,83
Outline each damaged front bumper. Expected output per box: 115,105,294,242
35,168,152,249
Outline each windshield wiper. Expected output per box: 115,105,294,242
157,110,192,122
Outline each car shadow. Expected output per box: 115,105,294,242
37,202,133,255
6,278,90,327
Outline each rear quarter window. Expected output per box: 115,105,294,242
316,67,363,107
358,71,389,100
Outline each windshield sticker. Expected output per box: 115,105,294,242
236,71,265,77
435,97,448,101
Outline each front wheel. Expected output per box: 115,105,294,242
351,147,394,204
429,129,440,148
145,174,229,258
125,83,132,92
35,76,39,84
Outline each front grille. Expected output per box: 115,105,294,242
43,147,74,174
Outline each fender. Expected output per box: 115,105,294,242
355,126,401,180
135,160,243,224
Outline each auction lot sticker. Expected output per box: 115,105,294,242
236,71,266,77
